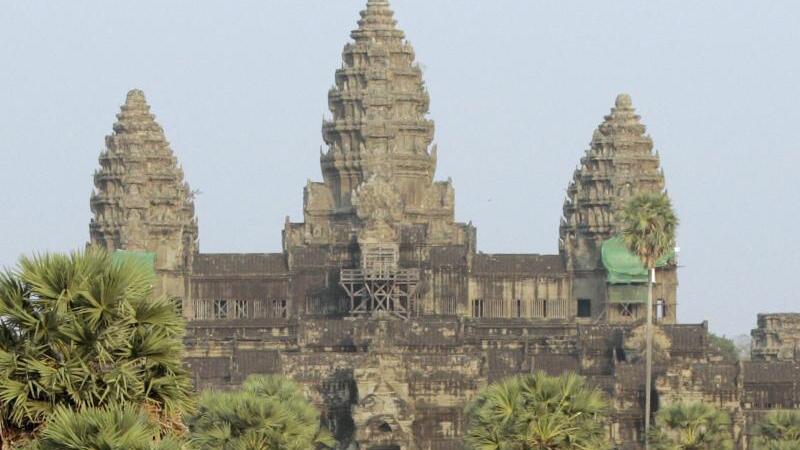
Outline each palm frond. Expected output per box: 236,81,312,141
0,248,194,446
189,374,335,450
754,410,800,450
620,192,679,268
648,402,733,450
464,372,609,450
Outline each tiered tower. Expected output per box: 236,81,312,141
90,89,198,300
284,0,471,257
559,94,675,322
281,0,475,319
322,0,435,204
560,93,665,270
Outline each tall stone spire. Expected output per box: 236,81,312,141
90,89,198,282
285,0,467,253
320,0,436,211
560,94,666,269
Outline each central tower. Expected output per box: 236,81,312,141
322,0,436,211
283,0,474,260
283,0,475,319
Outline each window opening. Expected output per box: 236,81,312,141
577,298,591,318
472,299,484,318
213,299,228,319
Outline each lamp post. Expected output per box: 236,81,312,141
644,266,654,450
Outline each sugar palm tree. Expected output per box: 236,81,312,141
754,410,800,450
0,248,194,447
188,374,336,450
23,405,185,450
620,192,678,446
648,402,732,450
464,372,610,450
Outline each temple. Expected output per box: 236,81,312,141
86,1,799,449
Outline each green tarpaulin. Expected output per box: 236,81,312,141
601,236,674,284
112,250,156,275
607,284,649,304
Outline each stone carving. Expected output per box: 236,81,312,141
353,175,402,245
352,329,416,450
624,324,672,362
353,175,403,226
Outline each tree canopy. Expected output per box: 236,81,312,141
754,410,800,450
709,333,740,362
464,372,609,450
188,374,335,450
649,402,733,450
0,248,193,445
620,192,678,269
23,405,184,450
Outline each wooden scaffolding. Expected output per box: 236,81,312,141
339,268,420,320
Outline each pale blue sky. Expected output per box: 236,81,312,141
1,1,798,337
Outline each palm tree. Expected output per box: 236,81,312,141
188,374,336,450
648,402,732,450
0,248,194,447
23,405,184,450
620,192,678,446
464,372,610,450
753,410,800,450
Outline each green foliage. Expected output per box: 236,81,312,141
463,372,610,450
648,402,733,450
0,248,194,445
620,192,679,269
23,404,185,450
709,333,740,362
754,410,800,450
188,374,336,450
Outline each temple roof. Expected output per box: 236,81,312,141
472,254,566,276
193,253,288,275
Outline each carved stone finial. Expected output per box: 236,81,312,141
125,89,146,104
615,93,633,109
359,0,398,32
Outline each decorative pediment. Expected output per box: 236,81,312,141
353,174,404,248
353,175,403,226
354,385,415,449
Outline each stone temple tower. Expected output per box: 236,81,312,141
560,94,677,322
321,0,437,210
90,89,198,302
282,0,475,319
284,0,472,259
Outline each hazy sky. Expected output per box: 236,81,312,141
1,1,798,337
